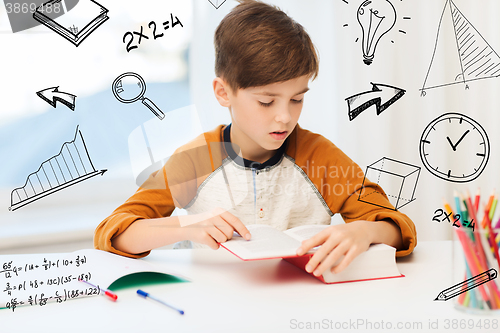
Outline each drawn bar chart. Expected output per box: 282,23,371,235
9,126,106,211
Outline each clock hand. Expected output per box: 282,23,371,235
446,130,470,151
446,136,456,151
453,130,470,149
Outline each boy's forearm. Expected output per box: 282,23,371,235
365,219,404,250
112,216,185,255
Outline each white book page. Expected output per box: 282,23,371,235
222,225,302,260
283,224,330,242
321,244,400,283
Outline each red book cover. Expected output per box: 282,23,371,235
283,254,404,284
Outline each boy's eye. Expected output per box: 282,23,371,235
259,101,274,107
258,98,303,107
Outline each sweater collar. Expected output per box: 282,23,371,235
223,124,288,170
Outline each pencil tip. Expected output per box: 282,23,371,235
434,292,446,301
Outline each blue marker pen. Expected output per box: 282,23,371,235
137,289,184,315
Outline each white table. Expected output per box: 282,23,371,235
1,241,499,333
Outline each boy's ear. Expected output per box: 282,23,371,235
213,77,231,107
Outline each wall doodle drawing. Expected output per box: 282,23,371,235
419,113,490,183
33,0,109,47
112,72,165,120
345,82,405,121
358,157,420,211
36,87,76,111
342,0,410,66
9,126,107,211
357,0,396,65
435,269,497,302
208,0,226,9
421,0,500,95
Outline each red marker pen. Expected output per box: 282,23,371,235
78,278,118,301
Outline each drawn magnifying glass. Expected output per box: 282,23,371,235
112,72,165,120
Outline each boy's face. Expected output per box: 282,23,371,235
214,75,310,162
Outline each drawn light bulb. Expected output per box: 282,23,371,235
357,0,396,65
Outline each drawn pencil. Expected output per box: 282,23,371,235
435,268,497,301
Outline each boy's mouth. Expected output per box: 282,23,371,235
270,131,288,140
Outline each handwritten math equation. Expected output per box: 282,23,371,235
1,255,87,278
123,13,184,52
3,271,91,295
5,286,100,312
1,254,97,312
5,286,101,311
432,209,476,231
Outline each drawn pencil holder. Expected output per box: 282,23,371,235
452,227,500,314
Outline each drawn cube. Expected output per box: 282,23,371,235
358,157,420,210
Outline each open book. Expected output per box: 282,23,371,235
220,224,329,260
220,224,403,284
0,249,188,311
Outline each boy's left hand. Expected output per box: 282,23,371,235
296,221,373,276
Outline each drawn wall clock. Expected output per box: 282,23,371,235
419,113,490,183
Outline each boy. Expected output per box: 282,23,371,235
95,0,416,277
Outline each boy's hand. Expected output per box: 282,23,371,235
296,221,372,276
182,207,251,250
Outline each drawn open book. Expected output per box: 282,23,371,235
220,224,403,284
0,249,189,311
33,0,109,46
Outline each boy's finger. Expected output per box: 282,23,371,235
303,237,338,273
296,229,330,255
213,216,235,239
331,248,361,274
203,234,220,250
219,211,251,240
313,243,350,276
208,226,228,244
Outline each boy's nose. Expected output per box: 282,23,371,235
275,106,292,124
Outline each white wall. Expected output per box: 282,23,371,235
189,0,500,241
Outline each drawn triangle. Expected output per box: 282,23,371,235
422,0,500,92
451,0,500,81
421,0,466,91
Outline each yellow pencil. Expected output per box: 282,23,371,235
443,198,454,216
489,196,498,221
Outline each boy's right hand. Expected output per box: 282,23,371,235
181,208,251,249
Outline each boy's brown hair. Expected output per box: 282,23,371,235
214,0,319,92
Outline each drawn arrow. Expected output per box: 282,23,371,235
36,87,77,111
346,83,406,121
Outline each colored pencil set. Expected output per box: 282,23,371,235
443,189,500,310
